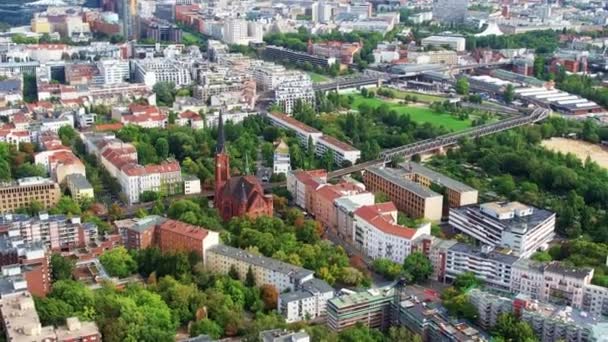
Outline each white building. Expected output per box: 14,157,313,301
222,19,263,45
312,0,332,24
273,140,291,175
97,59,130,85
183,174,201,195
448,201,556,258
353,202,430,263
274,74,315,114
279,278,334,323
267,112,323,146
315,136,361,166
131,58,192,87
286,169,327,210
421,35,467,52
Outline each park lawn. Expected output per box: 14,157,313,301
387,88,446,103
351,94,472,131
307,72,330,83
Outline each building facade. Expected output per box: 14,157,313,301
0,177,61,214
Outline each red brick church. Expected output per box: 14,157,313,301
214,112,273,221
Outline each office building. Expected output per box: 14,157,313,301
326,288,394,332
0,177,61,214
0,213,98,252
263,46,336,69
223,19,263,45
421,35,466,52
279,278,334,323
118,0,139,39
449,201,556,258
65,174,94,201
207,245,315,292
363,166,443,221
97,59,130,85
353,203,431,263
141,17,182,43
157,219,219,260
432,0,468,25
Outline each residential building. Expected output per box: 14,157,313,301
183,174,202,195
449,201,556,258
326,288,394,332
421,35,467,52
223,19,263,45
432,0,468,25
407,50,459,65
214,113,273,221
260,329,310,342
263,46,336,69
131,58,192,87
353,203,431,263
266,113,360,165
436,242,519,292
0,292,101,342
279,278,334,323
286,169,327,211
0,177,61,214
312,182,371,230
114,215,166,250
273,74,315,115
65,174,94,201
308,41,363,65
34,148,86,184
157,219,220,260
0,213,98,251
0,236,51,297
112,104,167,129
468,289,513,330
176,110,204,130
97,59,130,85
207,244,315,292
273,140,291,175
363,166,443,221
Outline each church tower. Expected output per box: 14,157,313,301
214,110,230,205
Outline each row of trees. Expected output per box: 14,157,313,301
372,252,433,283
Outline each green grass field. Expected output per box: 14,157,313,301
307,72,330,83
351,94,472,131
387,88,446,103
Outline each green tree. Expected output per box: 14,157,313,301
531,251,552,262
34,297,75,326
245,266,256,287
372,258,403,280
15,163,46,178
454,272,482,291
504,84,515,104
58,126,77,146
50,254,74,282
492,313,537,342
99,247,137,278
153,81,176,106
155,138,169,160
455,77,469,95
402,252,433,283
190,319,222,339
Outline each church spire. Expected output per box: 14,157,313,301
244,153,250,175
216,109,226,154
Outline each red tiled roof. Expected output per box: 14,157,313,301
354,203,417,239
11,113,29,124
159,219,209,241
94,123,124,132
179,110,202,121
122,163,147,176
318,135,358,152
48,150,82,166
269,112,321,134
144,160,180,174
122,113,167,123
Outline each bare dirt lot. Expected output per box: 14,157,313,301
542,137,608,169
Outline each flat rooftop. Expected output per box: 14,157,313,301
449,242,520,265
452,203,554,235
328,287,394,310
209,245,314,281
366,166,442,199
401,162,476,193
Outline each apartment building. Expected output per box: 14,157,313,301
97,59,130,85
438,243,519,292
312,182,371,230
0,213,98,252
468,289,513,330
131,58,192,87
112,104,167,129
273,140,291,175
353,203,431,263
207,245,315,292
0,236,51,297
157,219,219,260
273,73,315,115
34,148,86,184
263,46,336,69
0,177,61,214
65,174,94,201
114,215,166,250
308,41,362,65
421,35,466,51
279,278,334,323
449,201,556,258
0,292,101,342
286,169,327,211
402,162,478,208
511,259,594,310
326,288,394,332
266,113,361,165
222,19,263,45
363,166,443,221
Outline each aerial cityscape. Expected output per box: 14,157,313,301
0,0,608,341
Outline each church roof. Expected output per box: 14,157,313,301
216,110,226,154
221,175,266,207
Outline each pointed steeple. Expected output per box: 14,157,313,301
216,109,226,154
244,153,250,175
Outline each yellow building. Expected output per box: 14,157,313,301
31,17,51,34
0,177,60,214
65,174,94,201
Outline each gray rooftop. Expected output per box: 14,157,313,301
366,166,442,199
279,290,313,303
209,245,314,280
0,79,21,93
451,203,554,235
400,162,476,192
66,174,93,190
260,329,310,342
449,242,519,265
301,278,334,294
